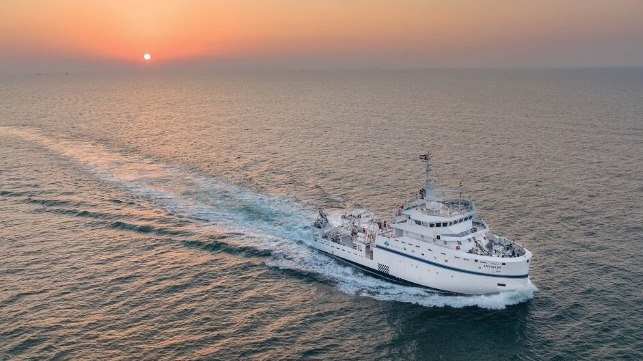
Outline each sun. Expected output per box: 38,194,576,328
143,53,152,61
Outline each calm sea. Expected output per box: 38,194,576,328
1,69,641,360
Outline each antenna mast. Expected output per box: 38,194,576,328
419,151,436,203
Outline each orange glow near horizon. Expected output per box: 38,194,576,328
1,0,642,70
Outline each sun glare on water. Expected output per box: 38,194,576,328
143,53,152,61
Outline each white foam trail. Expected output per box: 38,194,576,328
4,127,537,309
2,127,311,237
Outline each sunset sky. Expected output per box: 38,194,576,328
1,0,642,72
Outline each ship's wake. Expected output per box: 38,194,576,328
4,126,536,310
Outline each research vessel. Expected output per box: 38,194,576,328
312,152,533,295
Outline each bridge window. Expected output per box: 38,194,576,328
442,223,447,227
429,223,434,227
415,220,421,225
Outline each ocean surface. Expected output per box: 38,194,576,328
1,69,641,360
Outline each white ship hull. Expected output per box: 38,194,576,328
311,232,531,295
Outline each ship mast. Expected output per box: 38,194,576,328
420,152,437,204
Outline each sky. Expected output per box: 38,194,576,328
1,0,642,72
